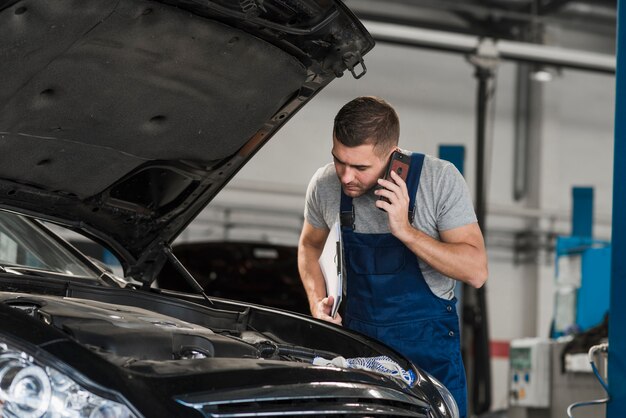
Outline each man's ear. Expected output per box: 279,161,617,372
379,146,398,161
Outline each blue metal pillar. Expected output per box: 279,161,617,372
608,1,626,415
572,187,594,238
439,145,465,175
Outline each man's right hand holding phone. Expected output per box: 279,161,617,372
375,169,412,239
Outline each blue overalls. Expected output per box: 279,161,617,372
341,153,467,418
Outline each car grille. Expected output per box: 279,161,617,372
175,382,431,417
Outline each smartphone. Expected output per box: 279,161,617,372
378,150,410,204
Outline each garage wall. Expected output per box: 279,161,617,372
184,40,615,411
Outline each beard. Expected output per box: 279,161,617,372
341,181,372,198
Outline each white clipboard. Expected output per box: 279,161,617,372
318,221,344,318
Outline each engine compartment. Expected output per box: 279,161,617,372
3,294,260,359
1,291,343,376
0,286,443,418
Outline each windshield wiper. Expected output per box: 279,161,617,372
0,264,74,278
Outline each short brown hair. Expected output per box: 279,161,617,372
333,96,400,156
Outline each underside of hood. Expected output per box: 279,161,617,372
0,0,374,282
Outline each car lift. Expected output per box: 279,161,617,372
464,39,498,415
608,2,625,417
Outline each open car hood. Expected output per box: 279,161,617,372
0,0,374,282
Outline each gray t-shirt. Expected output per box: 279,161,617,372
304,153,477,300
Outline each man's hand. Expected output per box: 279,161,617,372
374,169,412,240
375,170,488,288
298,221,344,325
311,295,343,325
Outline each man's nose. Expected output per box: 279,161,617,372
340,167,355,184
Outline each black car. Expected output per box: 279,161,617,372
0,0,459,417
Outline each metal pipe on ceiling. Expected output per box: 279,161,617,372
362,20,616,73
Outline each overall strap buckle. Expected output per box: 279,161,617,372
340,207,355,230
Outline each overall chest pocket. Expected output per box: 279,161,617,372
346,242,407,275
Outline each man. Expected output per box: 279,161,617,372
298,96,488,418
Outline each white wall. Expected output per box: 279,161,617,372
185,40,616,412
236,43,479,192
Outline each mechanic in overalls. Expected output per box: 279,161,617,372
298,96,488,418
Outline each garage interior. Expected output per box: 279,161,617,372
69,1,621,417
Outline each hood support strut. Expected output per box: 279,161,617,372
163,246,214,306
130,241,214,305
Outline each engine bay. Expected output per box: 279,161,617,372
1,292,341,374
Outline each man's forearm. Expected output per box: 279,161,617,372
297,244,328,312
396,227,488,288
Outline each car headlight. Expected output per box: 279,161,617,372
424,372,460,418
0,342,138,418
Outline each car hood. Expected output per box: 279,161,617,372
0,0,373,282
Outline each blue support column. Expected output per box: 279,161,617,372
609,1,626,416
572,187,594,238
439,145,466,175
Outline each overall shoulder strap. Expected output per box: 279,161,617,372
406,153,425,224
340,190,355,230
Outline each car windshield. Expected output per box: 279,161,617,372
0,211,98,279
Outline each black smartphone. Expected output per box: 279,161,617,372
378,150,410,204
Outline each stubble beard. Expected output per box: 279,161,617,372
341,182,374,198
